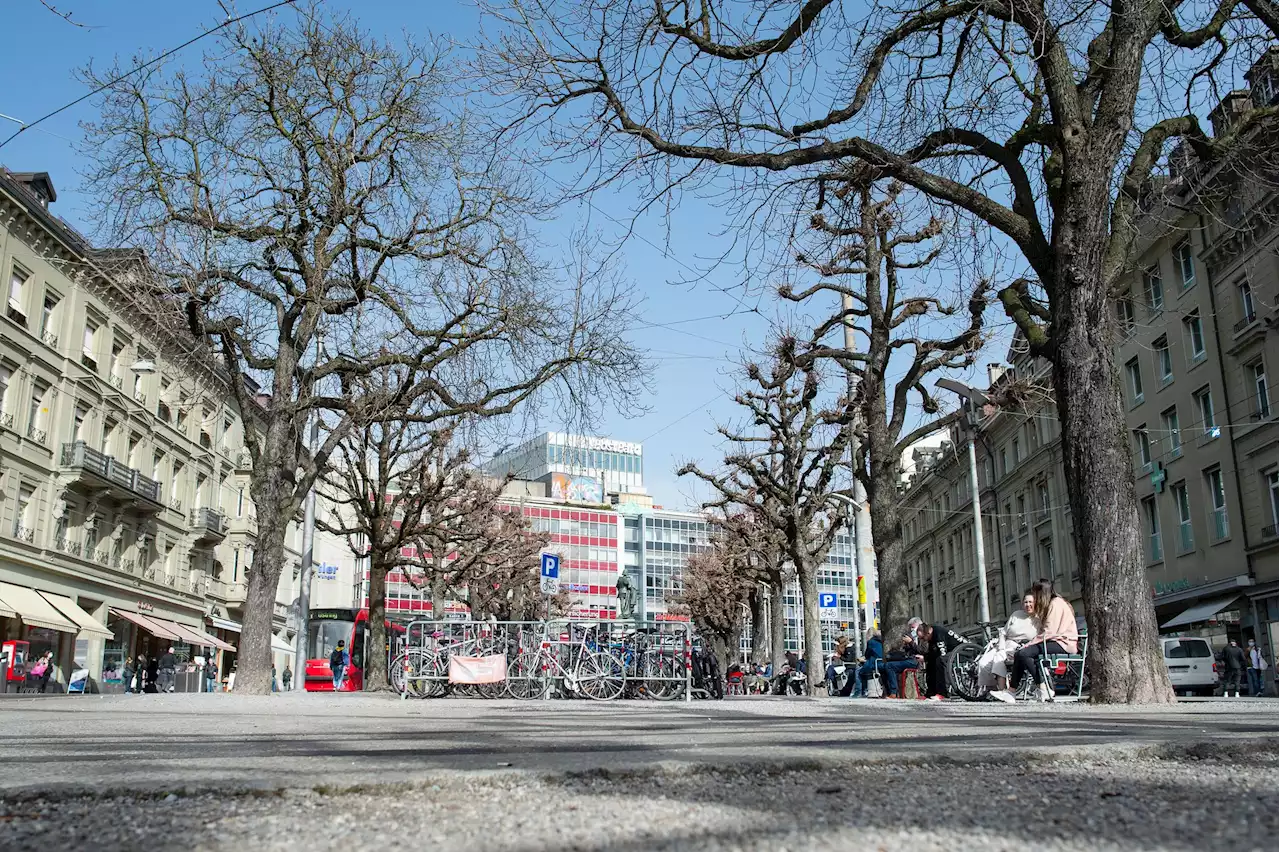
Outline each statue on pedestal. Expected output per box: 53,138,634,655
615,570,638,621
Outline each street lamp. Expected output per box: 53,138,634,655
935,378,992,627
826,491,867,652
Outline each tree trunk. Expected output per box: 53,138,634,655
768,577,786,671
796,565,823,694
870,481,908,631
238,513,288,694
364,556,390,692
748,587,768,666
1051,224,1174,705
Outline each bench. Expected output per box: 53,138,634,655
1038,629,1089,700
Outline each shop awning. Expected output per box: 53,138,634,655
207,616,241,633
183,625,236,653
0,582,79,633
37,592,113,641
1160,594,1241,629
110,608,182,641
271,634,295,655
150,618,217,648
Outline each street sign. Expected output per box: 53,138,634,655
540,553,560,595
818,592,838,621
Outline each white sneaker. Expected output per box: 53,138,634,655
989,690,1016,704
1038,683,1053,702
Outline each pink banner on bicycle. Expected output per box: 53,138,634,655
448,655,508,684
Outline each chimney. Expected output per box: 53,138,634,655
987,363,1008,387
1208,91,1251,138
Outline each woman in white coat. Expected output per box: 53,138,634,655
978,591,1039,697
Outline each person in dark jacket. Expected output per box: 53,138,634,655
157,647,177,693
1222,640,1248,698
916,623,970,699
881,619,924,697
855,633,885,696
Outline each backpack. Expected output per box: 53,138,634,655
329,648,345,668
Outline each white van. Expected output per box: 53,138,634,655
1162,636,1219,696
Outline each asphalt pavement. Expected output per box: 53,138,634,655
0,693,1275,795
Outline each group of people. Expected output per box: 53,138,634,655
1221,638,1270,697
824,578,1079,702
121,647,180,693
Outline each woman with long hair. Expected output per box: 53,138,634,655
980,590,1040,700
992,579,1079,702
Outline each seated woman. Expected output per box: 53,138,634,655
993,578,1079,703
879,619,923,697
979,590,1040,700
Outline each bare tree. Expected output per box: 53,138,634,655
785,179,988,632
715,510,788,669
477,0,1278,702
675,543,752,672
82,6,640,692
319,409,551,689
680,342,851,691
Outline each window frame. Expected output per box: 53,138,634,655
1174,240,1196,289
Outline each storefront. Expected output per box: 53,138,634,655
0,581,113,693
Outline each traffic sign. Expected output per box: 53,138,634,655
818,592,838,621
540,553,560,595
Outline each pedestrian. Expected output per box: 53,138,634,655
205,655,219,693
272,664,278,693
25,652,53,692
1222,639,1248,698
329,641,349,691
122,656,136,695
158,646,177,693
915,621,970,700
134,654,148,693
282,664,293,692
1246,640,1267,697
145,654,159,692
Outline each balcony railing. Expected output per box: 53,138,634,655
1178,522,1195,553
1233,313,1258,334
55,537,82,558
1263,524,1278,540
190,507,227,541
27,425,46,444
0,412,12,430
1210,509,1229,542
110,374,123,389
59,441,163,505
12,525,35,543
42,331,58,349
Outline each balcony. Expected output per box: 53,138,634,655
190,507,227,543
1233,312,1257,334
0,412,12,430
42,331,58,349
208,578,248,604
27,424,46,445
54,536,83,558
11,525,35,544
1263,524,1277,540
59,441,164,511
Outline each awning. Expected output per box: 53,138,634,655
37,592,114,640
183,625,236,653
271,635,295,655
1160,594,1242,629
0,582,78,633
110,608,182,641
207,616,241,633
151,619,217,648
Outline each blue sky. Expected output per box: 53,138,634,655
0,0,997,508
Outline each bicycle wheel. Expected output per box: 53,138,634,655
413,652,448,699
575,650,626,701
642,650,685,700
504,651,543,699
944,642,984,700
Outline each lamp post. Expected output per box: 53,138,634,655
840,292,878,641
935,378,992,627
826,492,863,653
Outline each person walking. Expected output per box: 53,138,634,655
157,647,177,693
282,664,293,692
329,641,349,691
1222,640,1248,698
205,655,219,693
1246,640,1267,697
122,656,136,695
133,654,147,694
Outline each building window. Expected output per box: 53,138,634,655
1154,336,1173,384
1134,427,1152,472
1194,387,1217,439
1116,294,1135,336
1012,437,1021,463
1250,362,1270,418
1173,481,1194,552
1268,471,1279,531
14,484,35,537
0,364,11,422
7,266,28,324
1238,281,1256,325
73,404,89,443
40,293,60,343
1040,538,1056,578
27,381,49,436
1142,496,1162,562
1016,494,1027,528
999,448,1008,478
82,320,100,370
1183,312,1206,363
1143,267,1164,311
1162,407,1182,458
1205,468,1229,542
1125,358,1144,405
157,378,172,422
1174,241,1195,289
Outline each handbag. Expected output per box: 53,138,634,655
865,671,883,698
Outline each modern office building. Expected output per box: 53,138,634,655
484,432,645,499
0,168,306,692
899,50,1279,672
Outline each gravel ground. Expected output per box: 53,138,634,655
1,744,1274,852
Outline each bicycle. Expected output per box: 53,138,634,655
505,622,627,701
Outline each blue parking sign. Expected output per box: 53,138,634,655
540,553,560,579
818,592,838,620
